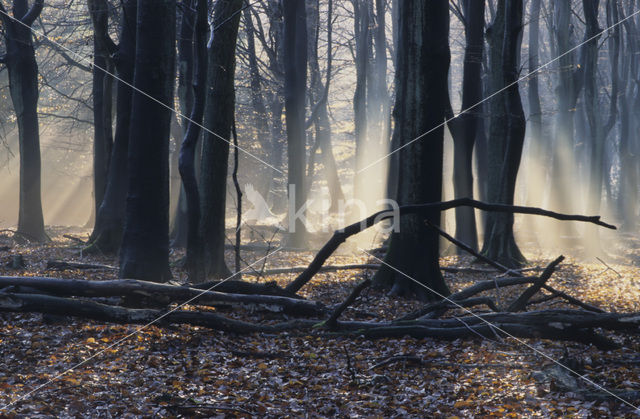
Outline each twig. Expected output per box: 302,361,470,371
326,278,371,329
595,256,622,278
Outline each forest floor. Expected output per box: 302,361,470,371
0,227,639,417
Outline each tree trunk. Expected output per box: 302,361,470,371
179,0,208,282
88,0,116,230
480,0,526,268
548,0,584,223
526,0,543,207
352,0,369,207
1,0,47,242
452,0,484,253
306,0,344,210
170,0,196,248
86,0,136,254
371,0,451,302
283,0,309,246
199,0,243,278
119,0,176,282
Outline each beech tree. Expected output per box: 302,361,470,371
87,0,115,229
199,0,243,279
119,0,176,282
85,0,136,254
372,0,451,301
480,0,526,268
0,0,47,242
283,0,308,247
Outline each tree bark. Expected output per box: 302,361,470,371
170,0,196,249
199,0,243,278
179,0,208,282
451,0,484,253
119,0,176,282
0,0,47,242
87,0,116,231
86,0,137,254
283,0,309,246
481,0,527,268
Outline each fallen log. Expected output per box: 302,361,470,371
285,198,615,295
190,279,292,296
0,276,324,316
0,292,634,350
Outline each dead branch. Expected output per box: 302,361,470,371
0,276,324,316
325,278,371,329
285,198,615,295
245,264,381,277
0,292,635,350
507,256,564,312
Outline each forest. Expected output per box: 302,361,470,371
0,0,639,416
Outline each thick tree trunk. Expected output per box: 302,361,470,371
283,0,309,246
86,0,136,254
371,0,451,302
480,0,526,268
1,0,47,242
119,0,176,282
200,0,243,279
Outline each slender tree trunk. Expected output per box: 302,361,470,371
372,0,451,302
619,4,639,230
451,0,484,253
306,0,344,210
526,0,543,206
548,1,584,222
119,0,176,282
170,0,196,248
0,0,47,242
200,0,243,278
352,0,369,206
179,0,207,282
86,0,136,254
88,0,116,231
283,0,308,246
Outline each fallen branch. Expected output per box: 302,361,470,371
325,278,371,329
507,256,565,312
0,293,634,349
0,276,324,316
244,264,381,277
285,198,615,295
